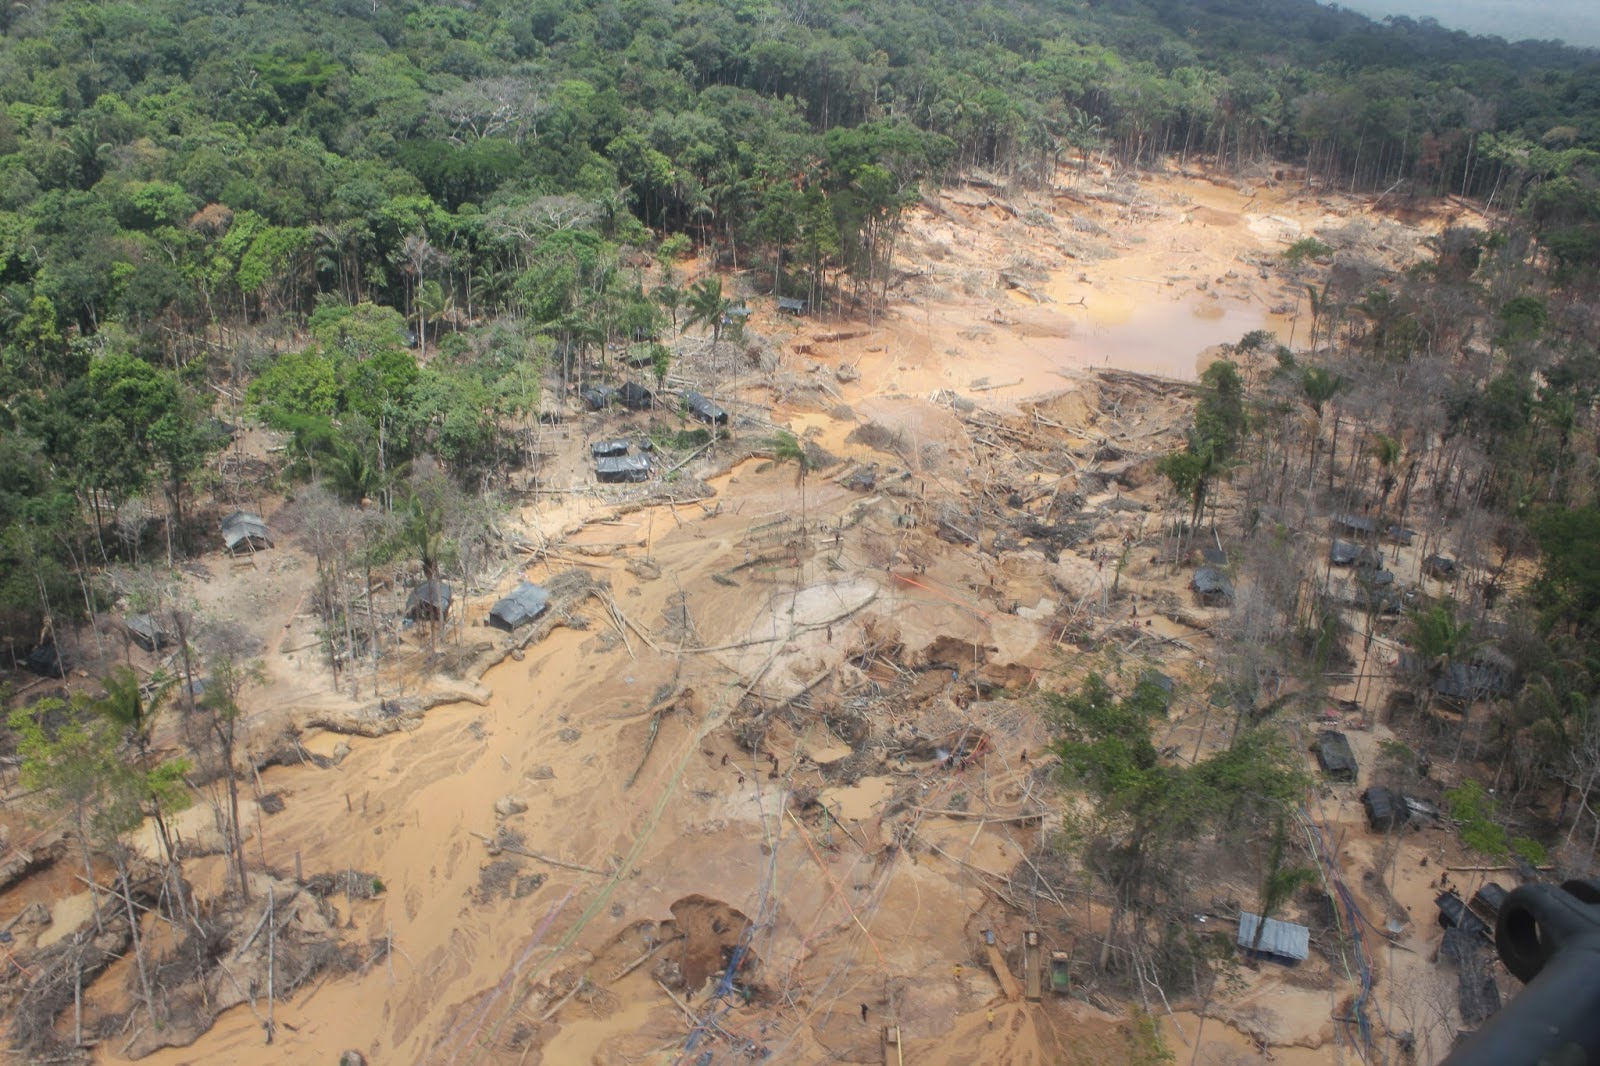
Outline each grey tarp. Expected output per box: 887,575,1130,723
1192,566,1233,601
405,580,453,621
1316,731,1358,781
590,438,633,458
1237,913,1311,964
581,385,616,411
1329,539,1380,567
777,296,809,314
682,390,729,425
488,582,550,632
596,455,651,483
125,614,169,652
221,511,272,553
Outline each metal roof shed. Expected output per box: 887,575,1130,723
1237,913,1311,965
221,511,272,553
590,438,632,458
682,390,729,425
596,454,651,483
488,582,550,632
1315,731,1358,782
405,580,453,622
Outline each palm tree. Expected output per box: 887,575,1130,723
683,277,732,347
415,279,452,359
652,281,683,330
771,431,813,545
1300,365,1343,493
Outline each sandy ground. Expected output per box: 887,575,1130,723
0,164,1488,1065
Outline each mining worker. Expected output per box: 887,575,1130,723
987,1009,996,1030
860,1003,869,1022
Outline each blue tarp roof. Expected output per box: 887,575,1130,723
1237,913,1311,962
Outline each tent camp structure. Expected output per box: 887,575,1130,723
596,455,651,483
488,582,550,632
405,580,453,622
221,511,272,554
1316,731,1358,782
617,382,654,410
682,390,729,425
124,614,169,653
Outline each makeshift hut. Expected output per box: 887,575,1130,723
1362,569,1396,587
221,511,272,553
1236,913,1311,965
1435,891,1490,938
582,385,616,411
124,614,169,653
1433,662,1515,706
682,390,729,425
1362,785,1407,832
1470,883,1508,925
26,644,66,678
1385,525,1416,545
1458,966,1501,1028
617,382,654,411
1402,794,1441,824
1423,555,1457,580
596,455,651,483
777,296,809,315
1333,513,1377,537
405,580,453,622
1315,731,1358,782
488,582,550,632
590,438,632,459
1329,539,1380,568
1140,670,1175,709
1200,546,1228,566
1192,566,1234,606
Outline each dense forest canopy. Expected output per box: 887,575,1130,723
0,0,1598,630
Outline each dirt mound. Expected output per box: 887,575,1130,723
655,895,756,993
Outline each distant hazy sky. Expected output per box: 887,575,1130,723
1332,0,1600,48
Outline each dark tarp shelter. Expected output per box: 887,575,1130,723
1141,670,1175,708
125,614,169,653
1423,554,1457,579
596,455,651,483
405,580,453,622
582,385,616,411
221,511,272,553
1236,913,1311,965
1433,662,1515,704
1385,525,1416,545
1334,513,1377,536
1458,967,1501,1028
590,438,632,458
682,390,729,425
488,582,550,632
1470,883,1508,924
1316,731,1358,781
1362,569,1396,587
1329,540,1380,568
617,382,654,410
1192,566,1234,605
1440,927,1482,967
1362,786,1407,831
1435,891,1490,938
26,644,67,678
1200,546,1228,566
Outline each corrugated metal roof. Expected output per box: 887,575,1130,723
1237,913,1310,962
